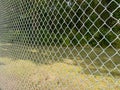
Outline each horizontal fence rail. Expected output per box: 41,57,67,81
0,0,120,90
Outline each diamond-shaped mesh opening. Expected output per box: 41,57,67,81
106,17,117,27
101,10,110,20
90,12,98,22
107,1,118,12
0,0,120,90
113,7,120,19
95,4,104,14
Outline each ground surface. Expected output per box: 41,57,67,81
0,43,120,90
0,57,120,90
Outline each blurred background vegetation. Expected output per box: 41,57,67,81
8,0,120,48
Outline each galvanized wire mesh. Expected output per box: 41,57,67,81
0,0,120,90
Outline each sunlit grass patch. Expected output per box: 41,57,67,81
0,57,120,90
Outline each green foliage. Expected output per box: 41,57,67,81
10,0,120,48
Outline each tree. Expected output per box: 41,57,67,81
12,0,120,48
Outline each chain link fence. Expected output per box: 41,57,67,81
0,0,120,90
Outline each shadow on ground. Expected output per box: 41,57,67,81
0,42,120,78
